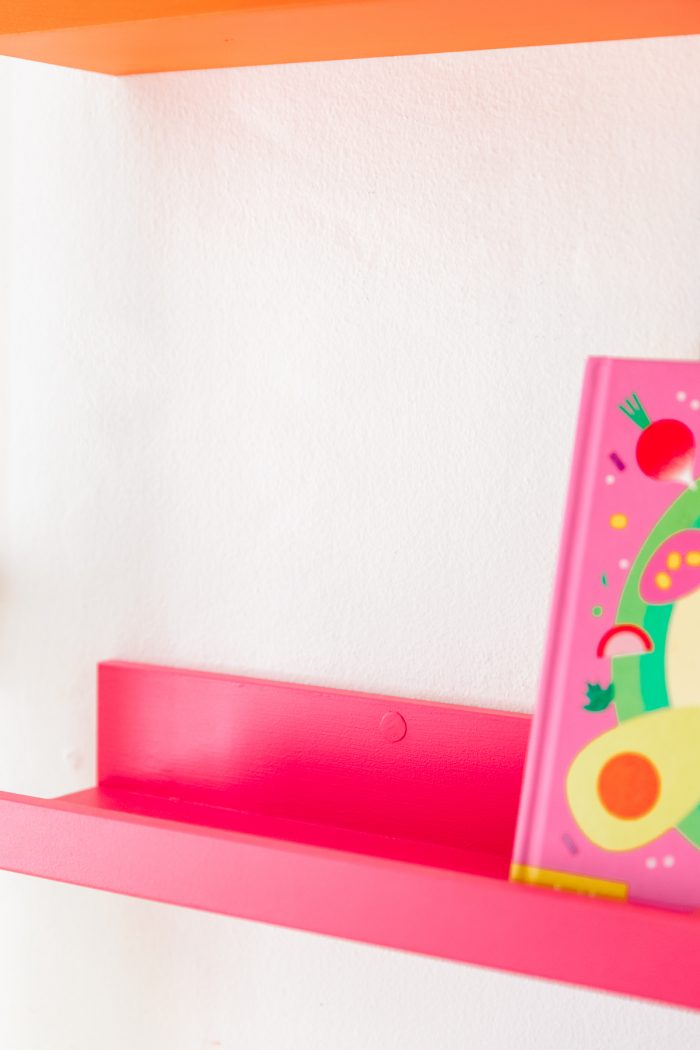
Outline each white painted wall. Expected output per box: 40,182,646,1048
2,33,700,1048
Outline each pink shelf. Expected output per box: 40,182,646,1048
1,661,699,1009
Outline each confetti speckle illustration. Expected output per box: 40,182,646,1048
619,558,630,570
605,474,615,485
677,391,687,402
610,452,625,471
592,605,603,617
610,513,628,530
646,855,675,871
562,833,578,854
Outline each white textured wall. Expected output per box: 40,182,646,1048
2,34,700,1048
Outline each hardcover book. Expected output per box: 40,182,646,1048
511,357,700,910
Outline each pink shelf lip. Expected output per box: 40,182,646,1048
0,659,698,1011
0,785,699,1011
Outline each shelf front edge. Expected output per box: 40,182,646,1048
1,1,700,75
0,790,699,1010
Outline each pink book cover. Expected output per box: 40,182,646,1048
511,356,700,911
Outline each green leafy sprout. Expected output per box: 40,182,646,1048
584,682,615,712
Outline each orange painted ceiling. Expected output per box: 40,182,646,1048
2,0,278,34
1,0,699,76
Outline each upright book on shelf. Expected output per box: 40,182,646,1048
512,356,700,910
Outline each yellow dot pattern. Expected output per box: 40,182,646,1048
653,547,700,593
610,514,628,530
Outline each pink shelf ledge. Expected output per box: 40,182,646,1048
1,661,699,1010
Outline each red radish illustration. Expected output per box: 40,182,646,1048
619,393,696,488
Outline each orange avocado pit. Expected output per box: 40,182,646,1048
597,752,661,820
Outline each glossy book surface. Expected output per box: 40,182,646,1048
512,357,700,909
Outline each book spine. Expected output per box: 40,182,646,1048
512,356,613,874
